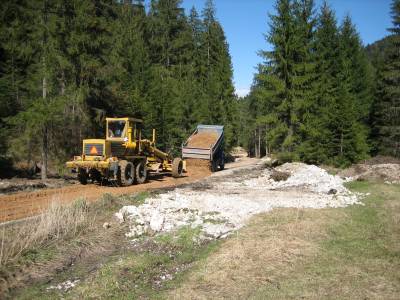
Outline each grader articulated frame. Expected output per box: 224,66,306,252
66,117,184,186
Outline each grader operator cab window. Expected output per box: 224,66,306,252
108,120,126,139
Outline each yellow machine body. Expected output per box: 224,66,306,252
66,117,185,185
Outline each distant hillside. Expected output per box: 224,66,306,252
365,36,392,67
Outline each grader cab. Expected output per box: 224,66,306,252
66,117,184,186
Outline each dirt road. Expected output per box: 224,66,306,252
0,158,258,223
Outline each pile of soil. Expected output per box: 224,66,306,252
362,155,400,165
186,132,218,149
339,163,400,183
230,146,248,159
185,159,211,174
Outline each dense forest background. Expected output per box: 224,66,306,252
0,0,237,178
0,0,399,179
240,0,400,166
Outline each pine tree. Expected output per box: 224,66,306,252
5,0,117,178
290,0,319,162
305,1,340,163
331,15,371,164
146,0,193,151
0,1,29,155
201,0,236,149
0,0,238,175
373,0,400,156
254,0,297,154
110,0,149,119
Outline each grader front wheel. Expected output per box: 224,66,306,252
78,168,88,185
136,160,148,184
172,158,183,178
119,160,135,186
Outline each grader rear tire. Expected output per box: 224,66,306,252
119,160,135,186
78,168,88,185
136,160,148,184
172,158,183,178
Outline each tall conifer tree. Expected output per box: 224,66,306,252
373,0,400,156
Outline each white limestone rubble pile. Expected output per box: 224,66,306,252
116,162,362,240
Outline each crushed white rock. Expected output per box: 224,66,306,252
47,279,80,292
116,162,363,240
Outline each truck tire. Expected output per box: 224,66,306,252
219,153,225,171
211,160,218,172
119,160,135,186
172,158,183,178
78,168,88,185
136,160,148,184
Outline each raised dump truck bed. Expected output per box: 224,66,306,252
182,125,224,171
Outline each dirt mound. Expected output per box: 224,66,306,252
230,146,247,158
363,155,400,165
185,159,211,175
186,132,218,148
185,158,210,168
339,163,400,183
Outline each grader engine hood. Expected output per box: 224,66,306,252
82,139,108,157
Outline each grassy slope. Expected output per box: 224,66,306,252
250,181,400,299
10,182,400,299
170,182,400,299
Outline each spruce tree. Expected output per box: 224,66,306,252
291,0,319,162
0,0,238,174
0,1,28,155
308,2,340,163
200,0,238,149
332,16,370,164
146,0,193,151
373,0,400,156
254,0,296,154
110,0,149,119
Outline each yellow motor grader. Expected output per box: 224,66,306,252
66,117,184,186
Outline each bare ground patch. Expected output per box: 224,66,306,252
0,193,145,298
167,208,337,299
167,182,400,299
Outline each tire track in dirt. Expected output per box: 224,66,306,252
0,158,258,223
0,170,209,223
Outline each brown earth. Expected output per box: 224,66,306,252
185,158,211,168
362,155,400,165
0,177,75,194
0,158,258,224
186,132,218,148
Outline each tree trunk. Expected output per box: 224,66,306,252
265,124,269,156
254,130,258,158
340,132,343,156
41,1,49,180
258,127,261,158
41,76,48,180
41,126,48,180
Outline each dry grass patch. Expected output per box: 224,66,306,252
168,182,400,299
0,198,92,267
168,208,338,299
0,192,147,297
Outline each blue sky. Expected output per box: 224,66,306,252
147,1,394,97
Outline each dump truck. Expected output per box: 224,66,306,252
182,125,224,172
66,117,184,186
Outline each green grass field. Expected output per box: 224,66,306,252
9,182,400,299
